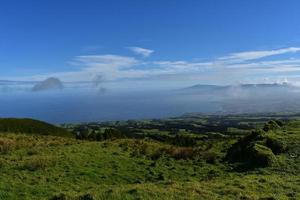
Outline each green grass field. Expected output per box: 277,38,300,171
0,115,299,199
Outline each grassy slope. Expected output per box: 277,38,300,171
0,124,299,200
0,118,72,137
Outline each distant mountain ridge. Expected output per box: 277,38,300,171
184,82,291,90
181,82,295,94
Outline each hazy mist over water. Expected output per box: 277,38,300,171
0,89,220,123
2,82,300,123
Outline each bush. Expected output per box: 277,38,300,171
149,148,166,160
266,137,287,154
27,148,39,156
49,193,68,200
128,140,153,157
22,156,56,171
274,120,284,127
202,169,220,180
249,144,277,167
167,147,196,160
263,120,281,132
75,127,124,141
171,134,197,147
226,130,264,162
226,130,278,168
201,151,218,164
78,194,94,200
0,138,15,154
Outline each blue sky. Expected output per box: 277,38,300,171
1,0,300,88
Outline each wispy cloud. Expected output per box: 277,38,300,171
3,46,300,87
38,55,140,82
218,47,300,62
75,54,139,69
128,47,154,57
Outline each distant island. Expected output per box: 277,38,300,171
32,77,64,92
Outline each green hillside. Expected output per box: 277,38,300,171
0,118,72,137
0,114,299,199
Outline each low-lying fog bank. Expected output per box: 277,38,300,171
1,82,300,123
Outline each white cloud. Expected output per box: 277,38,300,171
3,46,300,86
128,47,154,57
218,47,300,62
75,54,139,69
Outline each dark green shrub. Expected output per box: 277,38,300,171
49,193,67,200
263,120,280,132
249,144,277,167
201,151,218,164
74,126,89,140
27,148,39,156
78,194,94,200
266,137,287,154
204,169,220,180
171,134,197,147
226,129,278,167
226,130,264,162
259,196,277,200
274,120,284,127
149,149,165,160
102,128,124,140
95,132,103,141
87,131,98,141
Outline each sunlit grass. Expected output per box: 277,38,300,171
0,117,299,199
